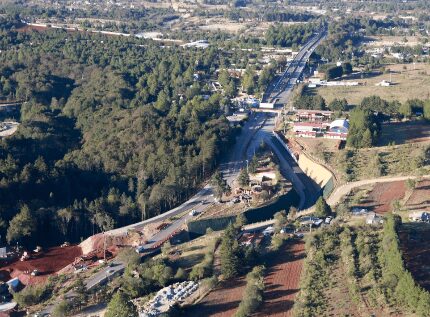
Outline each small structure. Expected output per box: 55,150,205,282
375,80,391,87
181,40,209,49
6,278,20,292
262,226,274,236
294,109,333,122
366,212,384,225
226,113,248,126
325,119,349,140
351,207,369,216
260,102,274,109
139,281,199,316
409,211,430,223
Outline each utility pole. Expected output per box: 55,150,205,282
103,231,106,263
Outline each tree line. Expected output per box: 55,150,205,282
0,16,238,247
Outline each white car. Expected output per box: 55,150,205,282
189,209,198,216
325,216,333,224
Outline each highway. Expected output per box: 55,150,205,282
263,30,326,105
38,32,325,315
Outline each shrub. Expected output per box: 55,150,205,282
234,266,265,317
13,283,52,307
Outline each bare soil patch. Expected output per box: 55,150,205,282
254,240,305,317
358,181,406,213
0,246,82,285
187,277,246,317
405,179,430,211
400,223,430,292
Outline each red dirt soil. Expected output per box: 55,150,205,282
187,277,246,317
400,224,430,292
254,240,305,317
360,181,406,213
0,246,81,285
405,180,430,211
187,240,305,317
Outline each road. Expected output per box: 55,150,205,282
263,30,326,105
38,33,325,315
326,175,430,207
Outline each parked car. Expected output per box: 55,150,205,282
31,269,40,276
135,245,146,253
325,216,333,224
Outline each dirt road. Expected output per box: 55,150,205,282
326,175,430,207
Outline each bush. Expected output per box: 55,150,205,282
52,300,73,317
378,214,430,316
13,283,52,307
234,266,265,317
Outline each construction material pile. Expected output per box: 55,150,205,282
139,281,199,317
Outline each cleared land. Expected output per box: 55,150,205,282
364,35,424,48
296,136,430,182
405,179,430,211
313,63,430,104
378,121,430,146
169,233,219,270
0,246,81,285
400,223,430,292
357,181,406,213
187,277,246,317
254,240,305,317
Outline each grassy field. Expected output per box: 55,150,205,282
166,232,219,270
296,137,430,182
364,35,423,47
378,121,430,146
311,63,430,104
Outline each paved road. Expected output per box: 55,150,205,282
264,30,326,105
38,34,325,315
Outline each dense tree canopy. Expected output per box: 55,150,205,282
0,16,235,247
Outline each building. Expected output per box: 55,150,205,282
292,117,349,140
325,119,349,140
292,122,329,138
260,102,274,109
294,109,334,122
366,212,384,225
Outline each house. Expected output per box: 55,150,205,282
351,207,369,216
295,109,333,122
409,211,430,222
366,212,384,225
325,119,349,140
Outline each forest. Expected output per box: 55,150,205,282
0,16,236,247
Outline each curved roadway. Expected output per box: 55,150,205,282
39,31,326,314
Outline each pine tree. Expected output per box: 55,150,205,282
105,292,137,317
220,223,241,279
314,196,331,218
238,168,250,187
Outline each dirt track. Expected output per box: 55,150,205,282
326,175,430,207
